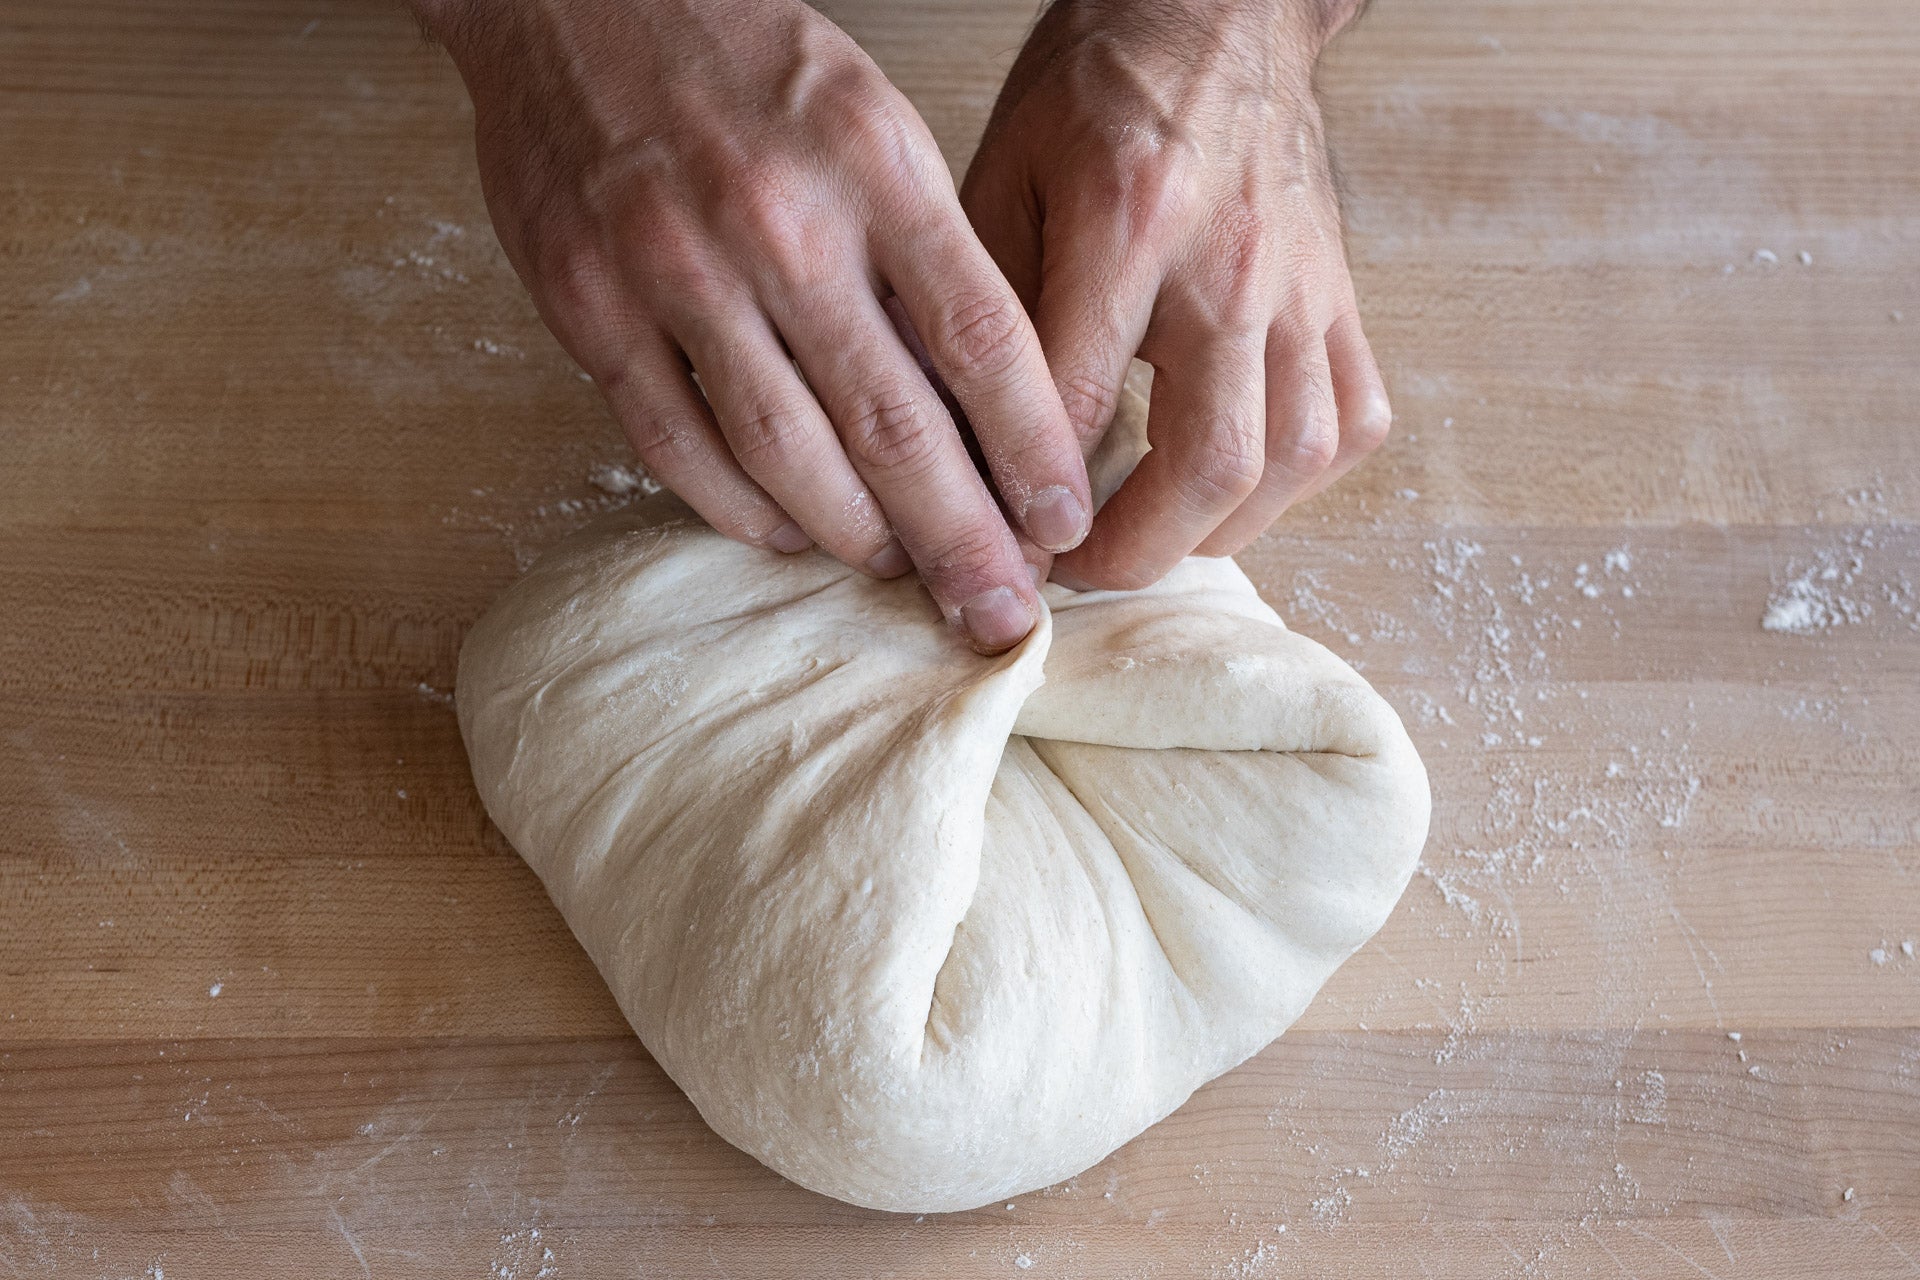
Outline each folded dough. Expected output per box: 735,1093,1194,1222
457,490,1428,1214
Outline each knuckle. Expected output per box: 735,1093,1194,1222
1348,395,1394,453
531,231,609,317
1181,419,1265,507
646,259,732,315
1058,370,1120,438
629,242,734,316
934,293,1027,379
1116,139,1200,238
921,522,1007,584
1179,235,1276,333
626,411,704,471
839,86,915,165
1214,227,1277,308
816,72,942,199
1271,413,1340,479
840,387,934,472
728,403,817,472
1272,317,1322,361
755,222,835,292
713,159,818,257
626,217,700,276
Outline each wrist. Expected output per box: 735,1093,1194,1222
1297,0,1368,44
1042,0,1344,70
1169,0,1364,46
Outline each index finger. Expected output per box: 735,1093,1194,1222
1051,326,1266,591
877,207,1094,557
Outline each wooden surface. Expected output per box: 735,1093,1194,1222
3,0,1918,1275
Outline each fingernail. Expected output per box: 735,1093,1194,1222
1027,562,1047,587
959,586,1036,653
1021,485,1090,553
1048,567,1095,592
767,521,812,554
866,541,912,578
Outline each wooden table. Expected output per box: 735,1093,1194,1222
3,1,1916,1275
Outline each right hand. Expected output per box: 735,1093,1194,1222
417,0,1092,653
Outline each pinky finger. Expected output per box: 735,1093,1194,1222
598,333,810,554
1306,310,1393,497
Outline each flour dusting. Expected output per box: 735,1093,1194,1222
444,466,658,572
1761,529,1916,635
587,462,661,498
492,1218,560,1280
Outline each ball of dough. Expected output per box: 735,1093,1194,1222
456,498,1428,1213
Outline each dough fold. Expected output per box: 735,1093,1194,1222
457,498,1428,1212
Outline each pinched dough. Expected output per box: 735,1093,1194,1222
457,480,1427,1215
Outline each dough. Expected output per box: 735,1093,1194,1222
456,407,1429,1213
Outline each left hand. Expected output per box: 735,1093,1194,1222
961,0,1391,590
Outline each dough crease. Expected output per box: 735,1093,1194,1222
458,496,1428,1212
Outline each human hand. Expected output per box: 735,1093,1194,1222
961,0,1390,590
416,0,1092,651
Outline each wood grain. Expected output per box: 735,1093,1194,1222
1,0,1916,1275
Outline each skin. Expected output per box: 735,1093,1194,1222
412,0,1385,649
963,0,1389,590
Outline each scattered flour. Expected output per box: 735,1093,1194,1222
1217,1228,1286,1279
1382,1087,1457,1158
445,469,657,572
491,1220,559,1280
415,681,455,707
1249,513,1768,1240
391,249,468,284
388,218,472,284
587,462,661,498
1627,1068,1667,1125
1762,531,1915,635
1307,1185,1352,1223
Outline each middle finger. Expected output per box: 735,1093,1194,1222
673,297,908,578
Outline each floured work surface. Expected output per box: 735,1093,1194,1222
0,0,1916,1275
